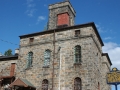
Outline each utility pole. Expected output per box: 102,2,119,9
52,29,55,90
0,70,3,90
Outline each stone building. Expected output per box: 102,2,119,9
9,1,112,90
0,54,18,90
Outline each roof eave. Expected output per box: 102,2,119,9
0,55,18,61
19,22,104,46
102,53,112,66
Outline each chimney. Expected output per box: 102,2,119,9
10,63,15,76
15,49,19,55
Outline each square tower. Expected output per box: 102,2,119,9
48,1,76,30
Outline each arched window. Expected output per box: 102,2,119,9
74,45,81,63
44,50,51,66
26,52,33,69
42,79,48,90
74,77,81,90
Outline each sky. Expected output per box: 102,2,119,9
0,0,120,89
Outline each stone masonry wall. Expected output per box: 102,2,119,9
0,60,17,76
17,25,111,90
48,1,75,30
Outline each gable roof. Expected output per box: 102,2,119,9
9,78,36,88
19,22,104,46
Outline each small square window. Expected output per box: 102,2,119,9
29,38,34,43
75,30,80,37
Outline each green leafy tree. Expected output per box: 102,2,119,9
4,49,13,56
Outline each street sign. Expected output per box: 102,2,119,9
107,68,120,84
107,67,120,90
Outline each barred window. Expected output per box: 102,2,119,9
42,79,48,90
74,45,81,63
44,50,51,66
26,52,33,69
74,77,81,90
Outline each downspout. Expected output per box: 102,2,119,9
59,50,61,90
52,29,55,90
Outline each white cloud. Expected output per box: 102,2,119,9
26,9,37,17
27,0,33,4
26,0,36,17
38,16,46,21
96,24,106,33
44,4,47,7
27,4,36,8
104,37,112,40
102,42,120,70
36,16,46,24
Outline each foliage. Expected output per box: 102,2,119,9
4,49,13,56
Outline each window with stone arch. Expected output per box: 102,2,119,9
74,77,82,90
74,45,81,63
44,49,51,66
26,52,33,69
42,79,48,90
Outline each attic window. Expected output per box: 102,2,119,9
75,30,80,37
29,38,34,43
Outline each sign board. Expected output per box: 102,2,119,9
107,68,120,84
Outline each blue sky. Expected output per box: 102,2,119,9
0,0,120,89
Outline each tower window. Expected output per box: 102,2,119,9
57,12,69,27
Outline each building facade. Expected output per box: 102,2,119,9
8,1,112,90
0,55,18,90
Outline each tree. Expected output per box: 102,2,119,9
4,49,13,56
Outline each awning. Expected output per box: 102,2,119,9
9,78,36,89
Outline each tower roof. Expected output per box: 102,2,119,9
49,0,76,16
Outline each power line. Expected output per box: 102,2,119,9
0,38,18,46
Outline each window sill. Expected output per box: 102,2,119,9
25,67,32,70
43,66,50,68
74,35,80,37
74,63,82,65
